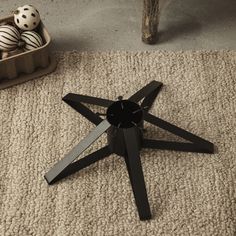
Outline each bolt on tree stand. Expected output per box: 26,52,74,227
44,81,215,221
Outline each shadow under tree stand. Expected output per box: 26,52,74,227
44,81,215,221
142,0,159,44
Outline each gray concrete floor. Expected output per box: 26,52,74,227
1,0,236,51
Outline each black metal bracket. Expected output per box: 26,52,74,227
44,80,215,221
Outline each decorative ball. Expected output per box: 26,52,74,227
20,31,43,51
13,5,41,31
0,25,20,51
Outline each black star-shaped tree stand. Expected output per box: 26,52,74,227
45,81,214,221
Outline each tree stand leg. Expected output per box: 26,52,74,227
142,0,159,44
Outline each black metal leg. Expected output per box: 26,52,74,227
143,139,213,153
45,119,111,184
129,81,163,106
62,96,103,125
144,112,214,153
63,93,114,107
123,128,151,221
141,84,163,112
46,146,112,184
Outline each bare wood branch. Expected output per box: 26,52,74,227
142,0,159,44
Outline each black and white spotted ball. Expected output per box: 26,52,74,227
0,25,20,51
21,31,43,51
14,5,41,31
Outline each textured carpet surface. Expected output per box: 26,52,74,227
0,51,236,236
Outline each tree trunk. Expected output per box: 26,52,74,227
142,0,159,44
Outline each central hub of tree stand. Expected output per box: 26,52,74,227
106,100,144,156
107,100,143,128
44,81,215,221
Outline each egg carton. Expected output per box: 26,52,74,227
0,16,57,90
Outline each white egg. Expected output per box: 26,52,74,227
21,31,43,51
0,25,20,51
14,5,41,31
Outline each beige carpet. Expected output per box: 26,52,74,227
0,51,236,236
